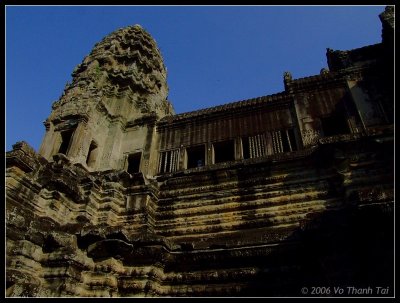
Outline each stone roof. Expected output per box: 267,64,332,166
159,91,289,123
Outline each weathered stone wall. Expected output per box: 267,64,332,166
158,94,294,149
6,7,394,297
6,131,394,296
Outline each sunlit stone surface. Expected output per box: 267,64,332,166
6,7,393,297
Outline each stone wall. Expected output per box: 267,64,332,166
6,7,394,297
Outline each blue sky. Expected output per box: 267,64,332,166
6,5,386,152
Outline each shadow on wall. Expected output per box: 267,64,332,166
160,137,393,297
232,139,394,296
238,203,394,297
5,137,394,297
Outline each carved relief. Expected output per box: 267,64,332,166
283,71,292,82
301,129,322,146
47,24,173,131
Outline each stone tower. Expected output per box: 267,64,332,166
39,25,174,176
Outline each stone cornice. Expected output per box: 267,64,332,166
6,141,47,173
327,43,383,72
285,72,346,93
52,114,89,128
157,92,291,129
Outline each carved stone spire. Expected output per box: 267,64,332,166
40,25,174,171
50,24,174,121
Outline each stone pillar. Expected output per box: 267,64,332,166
289,102,303,150
98,121,123,171
141,123,156,177
39,121,59,160
66,121,88,161
265,132,274,156
146,127,159,177
347,80,384,128
206,142,213,165
235,137,243,160
145,127,165,177
178,145,186,172
293,94,321,148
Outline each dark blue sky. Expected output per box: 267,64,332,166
6,5,386,152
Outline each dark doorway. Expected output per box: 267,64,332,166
127,153,142,174
58,129,75,155
187,145,206,169
282,129,298,152
213,140,235,164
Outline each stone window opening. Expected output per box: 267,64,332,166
272,129,297,154
127,152,142,174
282,128,297,152
58,128,75,155
213,140,235,164
186,145,206,169
158,149,179,174
242,134,268,159
86,141,98,168
272,130,283,154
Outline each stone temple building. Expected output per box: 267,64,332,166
6,7,394,297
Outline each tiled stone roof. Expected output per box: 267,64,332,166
160,91,289,123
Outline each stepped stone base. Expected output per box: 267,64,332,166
6,133,393,297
